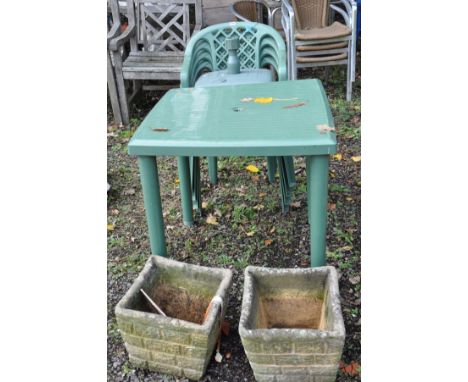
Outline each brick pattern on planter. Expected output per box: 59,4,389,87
239,266,345,382
116,256,232,381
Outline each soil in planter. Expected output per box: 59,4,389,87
145,283,212,325
257,294,325,330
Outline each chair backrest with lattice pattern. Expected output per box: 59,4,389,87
126,0,202,54
181,22,287,87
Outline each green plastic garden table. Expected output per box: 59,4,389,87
128,79,336,267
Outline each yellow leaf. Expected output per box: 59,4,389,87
333,153,342,161
107,224,114,231
346,197,353,201
246,164,260,173
246,231,255,237
206,214,218,225
175,178,180,184
264,239,273,246
351,156,361,162
201,201,208,209
254,97,273,104
259,192,267,198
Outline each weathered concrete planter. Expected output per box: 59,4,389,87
115,256,232,380
239,266,345,382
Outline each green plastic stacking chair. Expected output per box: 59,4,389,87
180,22,296,212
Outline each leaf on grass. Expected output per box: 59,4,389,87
107,224,114,231
253,204,264,211
246,164,260,173
175,178,180,184
225,352,232,359
123,188,136,195
340,361,360,376
111,209,119,216
328,203,336,210
290,201,301,209
346,197,353,201
246,231,255,237
269,227,276,234
332,153,343,161
264,239,273,247
206,214,219,225
349,275,360,285
259,192,267,198
215,352,223,363
316,124,336,134
251,175,260,182
254,97,273,104
202,201,208,209
351,155,361,162
221,321,230,336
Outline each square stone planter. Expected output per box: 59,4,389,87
115,256,232,380
239,266,345,382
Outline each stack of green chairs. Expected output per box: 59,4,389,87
179,22,296,213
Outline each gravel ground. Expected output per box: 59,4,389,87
107,52,361,382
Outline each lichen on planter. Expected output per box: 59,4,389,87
239,266,345,382
115,256,233,380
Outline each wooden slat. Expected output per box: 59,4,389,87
203,6,236,26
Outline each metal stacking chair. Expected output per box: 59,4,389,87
281,0,357,101
180,22,296,212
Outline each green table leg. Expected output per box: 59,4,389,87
285,156,296,188
177,156,193,226
138,156,167,257
207,157,218,184
306,155,329,267
267,157,277,183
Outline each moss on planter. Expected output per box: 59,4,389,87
239,266,345,382
116,256,232,380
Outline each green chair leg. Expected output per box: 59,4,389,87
267,157,277,183
285,156,296,188
191,156,202,214
138,156,167,257
207,156,218,184
306,155,329,267
177,156,193,226
277,156,292,213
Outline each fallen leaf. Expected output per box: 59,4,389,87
340,361,360,376
346,197,353,201
111,209,119,215
264,239,273,247
214,352,223,363
269,227,276,234
282,102,306,109
214,209,222,217
328,203,336,210
251,175,259,182
246,231,255,237
254,97,273,104
339,245,353,251
351,155,361,162
107,224,114,231
175,178,180,184
290,201,301,209
221,321,230,336
253,204,264,210
225,352,232,359
349,275,360,285
333,153,343,161
246,164,260,173
201,201,208,209
206,214,219,225
123,188,135,195
316,124,336,134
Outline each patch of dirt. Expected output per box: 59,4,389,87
150,284,211,325
257,295,324,329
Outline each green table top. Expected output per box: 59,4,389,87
128,79,336,157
